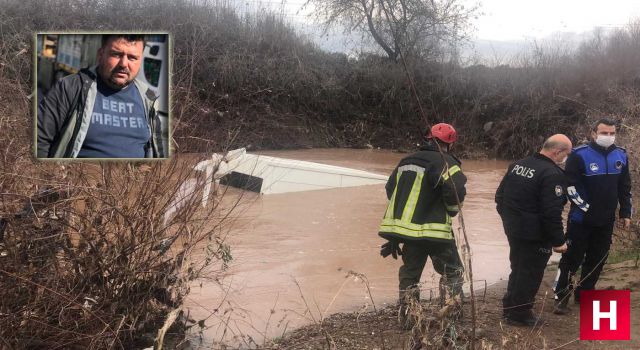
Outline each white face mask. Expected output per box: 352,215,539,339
595,135,615,148
557,156,568,166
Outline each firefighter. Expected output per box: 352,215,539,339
554,118,633,314
379,123,467,329
495,134,571,327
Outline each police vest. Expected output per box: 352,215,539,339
567,143,631,224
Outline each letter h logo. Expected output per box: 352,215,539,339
580,290,631,340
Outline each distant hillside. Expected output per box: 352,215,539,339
3,0,640,159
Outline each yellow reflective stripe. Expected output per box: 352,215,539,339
380,219,453,240
380,165,455,240
401,172,423,222
380,220,452,233
379,226,453,240
385,171,401,219
441,165,461,181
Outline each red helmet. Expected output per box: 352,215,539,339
427,123,457,144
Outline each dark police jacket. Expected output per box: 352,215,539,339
495,153,567,246
379,143,467,243
566,142,632,225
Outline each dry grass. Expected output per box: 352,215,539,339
0,2,240,347
0,0,639,348
0,160,236,348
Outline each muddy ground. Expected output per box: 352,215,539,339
265,259,640,349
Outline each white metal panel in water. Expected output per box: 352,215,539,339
229,153,388,194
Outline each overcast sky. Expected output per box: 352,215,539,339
241,0,640,57
475,0,640,41
272,0,640,40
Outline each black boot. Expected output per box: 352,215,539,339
553,296,571,315
503,310,544,327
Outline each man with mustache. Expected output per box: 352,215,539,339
38,34,165,158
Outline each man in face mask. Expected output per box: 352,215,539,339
553,118,633,315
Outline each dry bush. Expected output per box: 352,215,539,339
612,113,640,255
0,1,240,347
14,1,640,158
0,160,235,348
1,0,639,346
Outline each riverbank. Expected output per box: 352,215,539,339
179,150,511,346
266,259,640,349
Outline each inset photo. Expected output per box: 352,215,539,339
35,33,169,159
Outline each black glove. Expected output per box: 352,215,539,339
380,241,402,259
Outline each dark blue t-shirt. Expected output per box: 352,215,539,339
77,79,150,158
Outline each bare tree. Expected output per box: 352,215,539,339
305,0,478,62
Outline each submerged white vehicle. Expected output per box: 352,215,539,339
197,148,388,195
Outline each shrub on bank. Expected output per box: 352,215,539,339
10,0,640,158
0,0,638,347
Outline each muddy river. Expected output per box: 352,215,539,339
184,149,518,347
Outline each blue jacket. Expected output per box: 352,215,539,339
566,141,632,225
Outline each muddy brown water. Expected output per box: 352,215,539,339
184,149,518,347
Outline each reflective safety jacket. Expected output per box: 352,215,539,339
378,144,467,242
566,142,632,225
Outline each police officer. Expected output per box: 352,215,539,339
554,119,633,314
495,134,571,326
379,123,467,329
